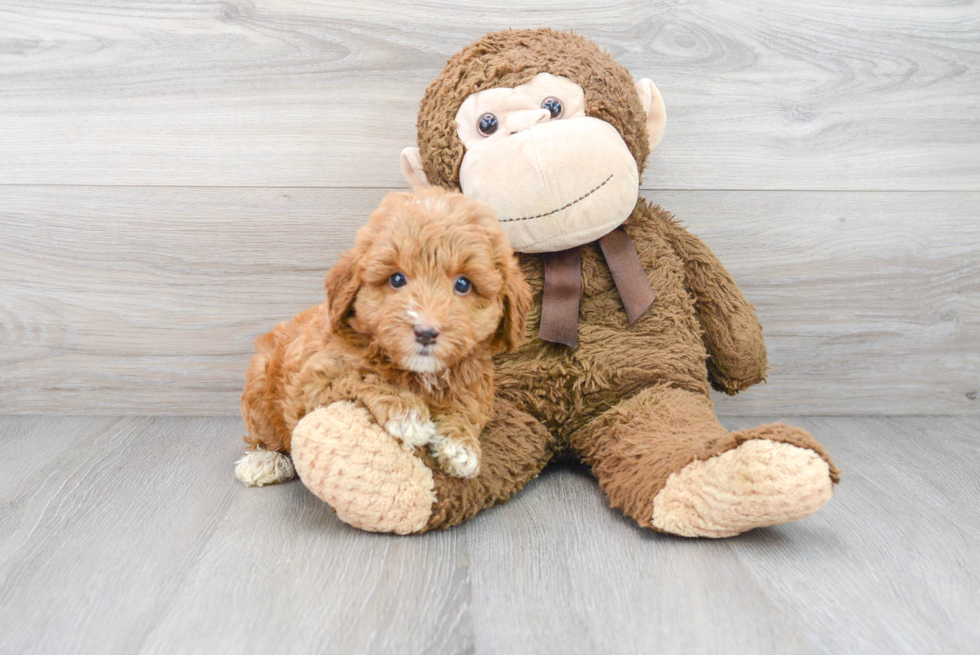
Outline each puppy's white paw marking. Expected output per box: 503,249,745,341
384,409,436,448
235,448,295,487
431,437,480,478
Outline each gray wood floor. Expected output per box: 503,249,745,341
1,415,977,655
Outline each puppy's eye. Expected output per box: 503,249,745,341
477,113,498,136
453,276,472,295
389,272,408,289
541,97,563,119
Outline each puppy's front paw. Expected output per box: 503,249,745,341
384,409,437,449
431,438,480,478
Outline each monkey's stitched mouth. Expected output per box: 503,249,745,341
497,174,614,223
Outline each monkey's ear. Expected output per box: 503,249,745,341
635,79,667,152
400,147,431,190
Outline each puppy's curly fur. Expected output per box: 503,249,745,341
237,189,531,485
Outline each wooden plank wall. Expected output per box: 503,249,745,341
1,0,978,415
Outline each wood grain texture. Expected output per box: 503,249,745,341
0,415,977,654
2,187,977,415
1,0,978,189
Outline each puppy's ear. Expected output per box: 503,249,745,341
324,248,362,333
492,257,533,353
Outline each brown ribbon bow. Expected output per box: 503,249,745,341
539,227,656,348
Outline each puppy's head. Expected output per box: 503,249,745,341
325,189,532,374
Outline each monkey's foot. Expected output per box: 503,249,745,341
291,402,436,534
652,434,835,538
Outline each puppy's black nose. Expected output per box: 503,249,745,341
413,327,439,346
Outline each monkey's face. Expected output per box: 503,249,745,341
450,73,652,253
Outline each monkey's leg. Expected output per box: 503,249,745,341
291,398,556,534
422,398,556,531
570,385,840,537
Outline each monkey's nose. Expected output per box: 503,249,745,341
414,327,440,346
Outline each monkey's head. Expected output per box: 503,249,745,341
401,29,666,254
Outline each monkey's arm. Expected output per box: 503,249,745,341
650,206,768,394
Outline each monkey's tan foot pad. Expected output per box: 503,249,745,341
291,402,436,535
651,439,834,538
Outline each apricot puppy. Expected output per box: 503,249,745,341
236,189,531,486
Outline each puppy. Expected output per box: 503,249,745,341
236,189,532,487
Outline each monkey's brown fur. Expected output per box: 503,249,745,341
409,29,839,531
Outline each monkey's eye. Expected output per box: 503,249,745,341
477,113,499,136
389,272,408,289
541,97,563,119
454,276,473,295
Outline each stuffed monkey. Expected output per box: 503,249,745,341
290,28,839,537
